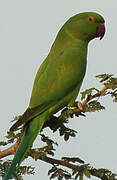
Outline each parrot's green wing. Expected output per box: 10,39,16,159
10,47,87,131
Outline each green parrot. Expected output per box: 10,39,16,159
4,12,105,180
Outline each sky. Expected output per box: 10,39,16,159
0,0,117,180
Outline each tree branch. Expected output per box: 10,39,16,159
0,85,108,160
0,140,19,159
1,84,114,180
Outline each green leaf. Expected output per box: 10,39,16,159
64,132,69,141
48,166,58,176
79,174,83,180
81,88,99,100
84,169,91,178
62,157,84,164
96,74,113,83
84,101,105,112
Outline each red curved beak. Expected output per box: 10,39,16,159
97,24,105,40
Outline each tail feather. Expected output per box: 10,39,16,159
4,114,47,180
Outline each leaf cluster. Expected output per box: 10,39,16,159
48,163,117,180
0,160,35,180
96,74,117,102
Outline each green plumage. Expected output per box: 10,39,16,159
4,12,105,180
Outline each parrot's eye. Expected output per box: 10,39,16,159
87,16,95,23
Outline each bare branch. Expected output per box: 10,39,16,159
0,140,19,159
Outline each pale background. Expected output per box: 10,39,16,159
0,0,117,180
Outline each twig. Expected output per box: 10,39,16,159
41,156,77,169
39,156,116,180
81,85,107,107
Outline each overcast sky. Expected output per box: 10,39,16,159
0,1,117,180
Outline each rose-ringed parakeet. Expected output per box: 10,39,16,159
4,12,105,180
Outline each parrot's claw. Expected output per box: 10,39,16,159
77,102,84,111
68,106,77,110
68,101,84,112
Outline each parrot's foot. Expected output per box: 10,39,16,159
68,101,84,112
68,106,77,110
77,102,84,111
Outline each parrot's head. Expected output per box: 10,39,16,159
65,12,105,42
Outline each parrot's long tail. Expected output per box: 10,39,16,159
4,113,48,180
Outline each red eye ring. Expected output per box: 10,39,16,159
87,16,95,23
